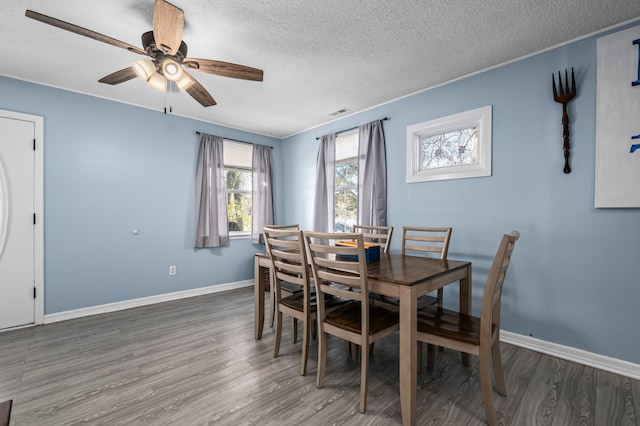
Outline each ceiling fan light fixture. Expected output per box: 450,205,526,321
132,59,167,92
162,58,184,81
147,73,168,92
175,74,194,91
132,59,157,81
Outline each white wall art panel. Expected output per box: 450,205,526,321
595,25,640,208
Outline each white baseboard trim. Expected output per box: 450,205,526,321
44,280,254,324
500,330,640,380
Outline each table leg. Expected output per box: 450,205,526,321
460,263,472,366
254,255,265,340
398,286,417,426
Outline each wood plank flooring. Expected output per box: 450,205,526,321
0,287,637,425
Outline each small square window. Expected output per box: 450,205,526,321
407,106,492,183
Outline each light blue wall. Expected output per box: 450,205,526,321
282,24,640,364
0,77,282,314
1,21,638,365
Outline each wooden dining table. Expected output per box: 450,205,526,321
253,251,472,426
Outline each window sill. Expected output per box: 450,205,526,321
229,232,251,240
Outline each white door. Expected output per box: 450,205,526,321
0,115,36,329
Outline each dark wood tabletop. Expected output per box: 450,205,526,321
365,253,471,286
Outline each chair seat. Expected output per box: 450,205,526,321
417,305,498,346
281,293,345,312
280,281,303,295
383,294,438,310
326,301,399,335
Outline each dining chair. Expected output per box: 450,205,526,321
416,230,520,426
263,224,302,329
352,224,394,253
263,226,330,376
304,231,399,413
401,226,453,308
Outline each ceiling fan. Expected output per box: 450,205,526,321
25,0,264,107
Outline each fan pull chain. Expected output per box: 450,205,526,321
164,81,173,114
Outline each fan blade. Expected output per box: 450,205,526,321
25,10,147,56
98,68,138,85
183,58,263,81
153,0,184,55
183,72,216,107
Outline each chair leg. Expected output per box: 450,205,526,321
300,319,310,376
274,311,283,358
479,349,498,426
359,342,369,413
426,343,436,371
292,318,298,343
345,341,359,359
417,342,423,373
316,330,327,389
437,289,445,352
492,341,506,395
269,288,276,327
311,319,317,340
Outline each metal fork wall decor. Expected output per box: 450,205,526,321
552,68,577,173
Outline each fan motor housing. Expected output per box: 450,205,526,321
141,30,188,62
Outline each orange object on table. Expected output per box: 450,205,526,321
335,240,380,262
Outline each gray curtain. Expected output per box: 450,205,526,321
194,133,229,248
312,133,336,232
358,120,387,226
251,144,274,244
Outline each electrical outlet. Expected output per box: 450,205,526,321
169,265,176,276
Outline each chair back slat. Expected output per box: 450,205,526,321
401,226,452,259
352,225,394,253
264,224,300,230
304,231,369,300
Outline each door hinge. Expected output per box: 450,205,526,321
34,287,37,299
33,213,36,225
33,138,36,150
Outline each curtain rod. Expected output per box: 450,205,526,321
195,131,272,148
315,117,389,140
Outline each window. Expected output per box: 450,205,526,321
406,105,492,183
334,130,359,232
224,141,253,235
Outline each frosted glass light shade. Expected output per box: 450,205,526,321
162,58,184,81
175,74,194,91
147,73,167,92
132,59,156,81
132,59,166,92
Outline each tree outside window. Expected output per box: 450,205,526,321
420,127,478,169
334,130,359,232
223,141,253,234
225,168,252,232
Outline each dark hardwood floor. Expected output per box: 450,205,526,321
0,287,637,425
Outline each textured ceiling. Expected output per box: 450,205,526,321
2,1,640,138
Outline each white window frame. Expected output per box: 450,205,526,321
406,105,492,183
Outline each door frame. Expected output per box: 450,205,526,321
1,109,44,326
